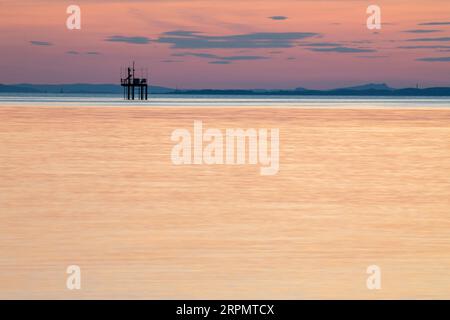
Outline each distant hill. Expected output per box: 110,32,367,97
0,84,40,93
172,87,450,96
1,83,173,94
171,83,450,96
1,83,450,96
339,83,394,91
294,83,393,92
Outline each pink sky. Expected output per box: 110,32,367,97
0,0,449,89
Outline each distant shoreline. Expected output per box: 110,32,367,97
161,88,450,97
2,83,450,97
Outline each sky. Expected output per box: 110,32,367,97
0,0,449,89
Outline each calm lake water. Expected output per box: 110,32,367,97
1,93,450,108
0,99,450,299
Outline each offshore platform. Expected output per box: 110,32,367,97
120,62,148,100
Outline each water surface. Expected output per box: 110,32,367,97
0,104,450,299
